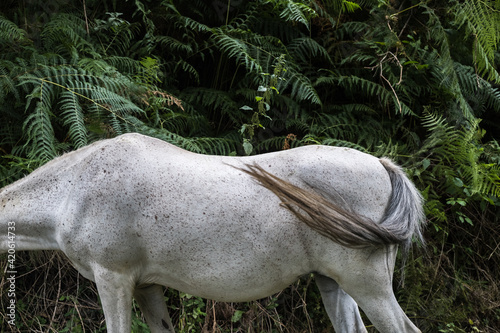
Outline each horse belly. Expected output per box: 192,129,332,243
135,206,312,302
143,243,309,302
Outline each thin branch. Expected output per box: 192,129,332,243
83,0,89,34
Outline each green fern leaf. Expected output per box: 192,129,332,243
277,0,317,30
60,90,88,149
285,69,322,105
0,15,28,43
453,0,500,83
212,29,262,74
22,102,57,161
288,36,332,64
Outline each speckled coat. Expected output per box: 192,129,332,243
1,133,424,333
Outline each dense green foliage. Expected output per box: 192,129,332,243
0,0,499,332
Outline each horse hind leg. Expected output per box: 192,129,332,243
349,284,420,333
336,246,421,333
133,284,175,333
92,267,134,333
315,274,368,333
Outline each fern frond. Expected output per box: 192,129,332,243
125,115,238,155
419,111,458,160
59,90,87,149
455,63,500,116
321,0,362,15
288,36,332,64
22,102,57,161
41,13,95,60
453,0,500,83
255,135,292,152
419,110,500,198
472,40,500,83
174,60,200,84
78,58,117,76
341,1,362,13
211,29,262,74
277,0,317,30
93,12,141,57
335,21,370,40
187,137,240,155
284,69,322,105
254,15,302,42
182,87,242,125
479,164,500,197
180,16,211,32
329,103,378,115
0,60,19,102
419,5,475,120
0,15,28,44
156,35,194,54
319,75,413,115
89,85,144,117
310,111,366,141
320,138,368,151
157,112,209,137
271,94,304,120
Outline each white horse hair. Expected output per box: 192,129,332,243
1,133,425,332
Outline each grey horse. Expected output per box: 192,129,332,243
0,133,425,332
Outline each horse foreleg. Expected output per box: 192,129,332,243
315,274,368,333
134,284,175,333
93,268,134,333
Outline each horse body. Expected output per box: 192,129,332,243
1,133,424,332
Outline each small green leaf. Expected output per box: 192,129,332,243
416,64,429,70
243,139,253,155
453,177,464,187
240,124,248,134
403,60,420,66
422,158,431,170
231,310,244,323
240,105,253,111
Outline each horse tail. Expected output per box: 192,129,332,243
378,158,425,251
240,160,425,251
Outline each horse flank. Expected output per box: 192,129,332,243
239,158,425,251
